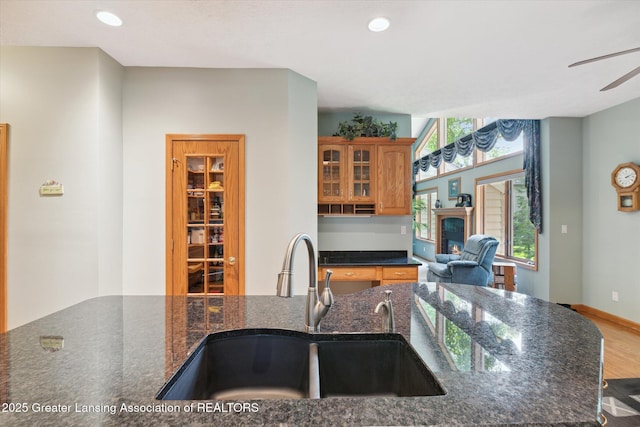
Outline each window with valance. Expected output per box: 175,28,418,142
412,119,542,232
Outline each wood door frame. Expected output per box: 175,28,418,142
0,124,8,333
165,134,245,296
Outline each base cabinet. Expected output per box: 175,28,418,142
319,265,418,289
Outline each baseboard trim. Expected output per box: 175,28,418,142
572,304,640,335
413,254,433,264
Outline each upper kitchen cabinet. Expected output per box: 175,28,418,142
318,137,415,216
377,144,413,215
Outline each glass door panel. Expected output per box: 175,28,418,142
187,261,204,293
186,155,227,295
319,147,344,201
350,147,373,201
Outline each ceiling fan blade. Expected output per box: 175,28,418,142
568,47,640,67
600,65,640,91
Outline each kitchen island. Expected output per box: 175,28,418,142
0,282,603,426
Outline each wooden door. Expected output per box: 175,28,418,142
377,144,412,215
166,134,245,296
0,124,7,332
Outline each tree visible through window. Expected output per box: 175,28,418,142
511,177,536,260
477,118,524,163
415,121,438,181
476,172,537,268
444,118,474,172
414,189,437,241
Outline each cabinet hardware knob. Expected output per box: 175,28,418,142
344,272,355,276
227,257,236,266
394,272,406,275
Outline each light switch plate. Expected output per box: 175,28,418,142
39,183,64,196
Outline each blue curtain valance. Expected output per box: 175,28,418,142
412,119,542,232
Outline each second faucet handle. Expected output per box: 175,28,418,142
320,270,334,307
384,289,392,302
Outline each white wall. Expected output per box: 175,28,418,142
97,51,125,296
285,71,319,292
0,47,124,328
582,97,640,323
122,67,317,296
546,118,583,304
319,216,413,254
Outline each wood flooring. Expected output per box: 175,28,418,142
577,310,640,379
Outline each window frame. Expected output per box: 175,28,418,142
441,118,479,174
414,187,438,242
414,120,439,183
475,118,524,165
475,169,538,271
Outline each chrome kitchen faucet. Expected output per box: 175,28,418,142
276,233,333,332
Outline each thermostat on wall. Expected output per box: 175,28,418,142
39,180,64,196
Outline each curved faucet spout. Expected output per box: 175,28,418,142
276,233,316,297
276,233,333,332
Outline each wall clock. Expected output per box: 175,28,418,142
611,162,640,212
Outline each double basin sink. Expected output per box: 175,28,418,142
157,328,445,400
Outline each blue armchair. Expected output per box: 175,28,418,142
427,234,499,287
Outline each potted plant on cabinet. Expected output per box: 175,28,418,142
334,113,398,141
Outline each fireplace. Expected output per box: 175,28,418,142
433,207,474,254
442,218,464,254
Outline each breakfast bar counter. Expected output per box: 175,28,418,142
0,282,603,426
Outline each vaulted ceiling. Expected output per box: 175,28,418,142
1,0,639,119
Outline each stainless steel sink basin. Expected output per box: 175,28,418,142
156,329,445,400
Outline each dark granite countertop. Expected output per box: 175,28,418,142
0,282,603,426
318,250,422,266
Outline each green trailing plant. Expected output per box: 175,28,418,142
334,113,398,140
412,197,428,232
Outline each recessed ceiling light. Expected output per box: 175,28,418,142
96,11,123,27
368,17,390,32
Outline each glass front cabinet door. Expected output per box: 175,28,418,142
318,145,345,202
349,145,375,202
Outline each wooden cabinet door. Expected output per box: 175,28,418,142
381,266,418,285
318,145,346,202
348,145,376,202
377,145,412,215
166,135,245,296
